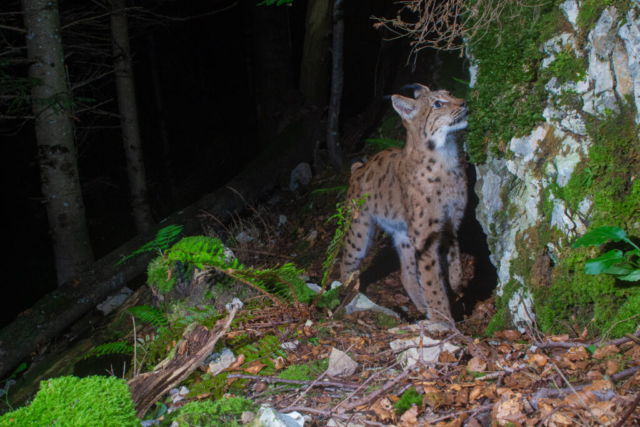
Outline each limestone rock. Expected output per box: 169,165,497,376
326,347,358,377
390,336,459,368
289,162,312,191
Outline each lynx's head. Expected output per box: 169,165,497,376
391,84,468,151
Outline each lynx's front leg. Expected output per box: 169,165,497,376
393,231,429,313
447,237,464,295
416,236,452,321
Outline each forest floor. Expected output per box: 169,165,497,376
146,169,640,427
2,169,639,427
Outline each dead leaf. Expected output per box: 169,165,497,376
469,385,483,402
273,357,286,370
565,346,588,361
492,394,524,426
584,379,612,391
466,418,482,427
439,350,456,363
503,330,522,341
225,354,245,371
528,353,548,368
563,390,598,408
593,344,620,359
255,381,268,393
244,360,266,375
400,405,418,425
371,397,395,422
467,357,487,373
606,360,619,376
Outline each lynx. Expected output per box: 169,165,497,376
341,84,469,321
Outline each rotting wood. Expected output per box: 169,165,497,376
127,302,241,418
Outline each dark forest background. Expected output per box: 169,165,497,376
2,0,482,329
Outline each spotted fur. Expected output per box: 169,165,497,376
341,84,469,321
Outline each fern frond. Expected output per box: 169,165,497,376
127,305,169,328
311,186,349,195
118,224,184,264
365,138,405,151
80,342,133,360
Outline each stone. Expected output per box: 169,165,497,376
390,336,459,368
289,162,312,191
281,340,299,351
204,348,236,376
96,287,133,315
326,347,358,377
278,214,287,226
235,230,255,244
344,293,399,318
507,287,535,332
612,40,633,98
560,0,579,29
550,199,576,235
388,320,452,334
242,411,256,424
252,406,304,427
619,9,640,123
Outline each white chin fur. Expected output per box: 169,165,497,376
447,120,468,132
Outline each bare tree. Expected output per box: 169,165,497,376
326,0,345,171
299,0,331,108
21,0,95,284
110,0,154,234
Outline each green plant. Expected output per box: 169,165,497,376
0,363,26,412
394,387,422,414
0,376,139,427
572,226,640,282
311,196,368,309
118,224,183,265
127,306,169,328
365,138,405,151
160,397,255,427
80,342,134,360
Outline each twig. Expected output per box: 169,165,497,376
231,248,292,259
333,362,401,412
429,403,494,423
342,363,420,411
226,373,360,389
614,392,640,427
536,329,640,349
551,361,604,426
132,315,137,378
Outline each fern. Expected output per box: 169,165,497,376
126,305,168,328
80,342,133,360
311,186,349,195
365,138,405,151
311,196,367,309
118,224,184,264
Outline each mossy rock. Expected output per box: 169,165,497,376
0,376,138,427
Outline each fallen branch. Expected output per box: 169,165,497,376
342,363,420,411
536,330,640,350
614,392,640,427
127,301,242,418
226,373,360,389
530,365,640,405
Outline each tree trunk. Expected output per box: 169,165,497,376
251,4,294,142
299,0,332,107
110,0,154,234
0,116,317,380
21,0,94,285
148,33,177,210
327,0,345,171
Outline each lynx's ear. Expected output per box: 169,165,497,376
401,83,430,98
392,95,418,121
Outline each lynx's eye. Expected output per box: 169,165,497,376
434,101,443,108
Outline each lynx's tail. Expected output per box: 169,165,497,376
350,158,365,174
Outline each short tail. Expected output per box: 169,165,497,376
350,158,365,174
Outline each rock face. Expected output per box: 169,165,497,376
470,3,640,333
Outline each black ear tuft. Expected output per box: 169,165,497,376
401,83,430,98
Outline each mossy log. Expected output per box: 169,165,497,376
0,118,317,380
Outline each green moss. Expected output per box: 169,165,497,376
277,360,329,386
0,376,138,427
160,397,255,427
466,0,561,163
394,387,422,414
576,0,633,34
544,51,587,85
374,313,397,329
485,279,520,335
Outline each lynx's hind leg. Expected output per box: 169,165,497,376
447,239,464,295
